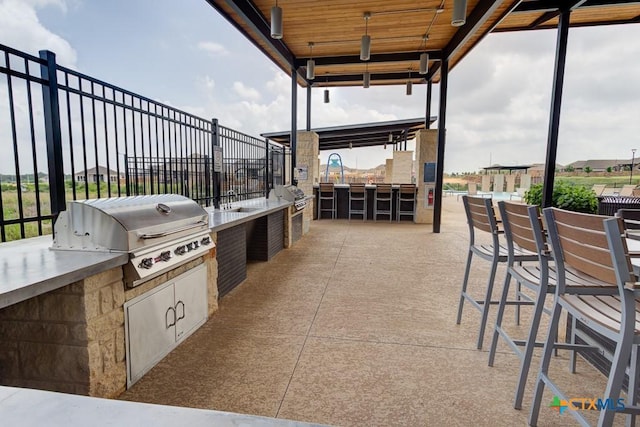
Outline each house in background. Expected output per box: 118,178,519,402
75,166,123,183
565,159,635,172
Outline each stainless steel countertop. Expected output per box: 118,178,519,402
206,197,293,232
0,386,326,427
0,236,128,309
0,198,292,310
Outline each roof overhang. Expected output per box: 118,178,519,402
262,118,434,150
205,1,639,88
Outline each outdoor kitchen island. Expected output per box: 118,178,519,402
0,196,295,410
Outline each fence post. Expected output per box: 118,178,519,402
264,139,270,196
39,50,66,220
212,118,221,209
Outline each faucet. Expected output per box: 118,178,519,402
226,190,236,209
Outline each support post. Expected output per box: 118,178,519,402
306,85,311,131
212,118,221,208
542,10,571,208
264,138,270,196
39,50,65,221
433,59,449,233
291,68,298,185
426,79,433,129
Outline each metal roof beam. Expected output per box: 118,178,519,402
443,0,510,61
512,0,640,13
311,73,427,85
528,10,561,27
294,51,444,67
207,0,295,68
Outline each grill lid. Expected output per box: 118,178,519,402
52,194,208,252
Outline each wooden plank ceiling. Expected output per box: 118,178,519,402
207,0,640,88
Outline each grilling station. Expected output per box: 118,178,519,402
0,189,308,395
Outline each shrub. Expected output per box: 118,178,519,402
584,166,592,174
524,182,597,214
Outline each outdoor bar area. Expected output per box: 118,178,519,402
1,1,640,427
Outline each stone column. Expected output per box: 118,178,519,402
415,129,438,224
391,151,413,183
385,159,394,183
296,131,319,233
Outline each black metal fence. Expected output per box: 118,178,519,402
0,44,289,242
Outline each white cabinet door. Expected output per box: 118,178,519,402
125,282,177,386
174,264,208,342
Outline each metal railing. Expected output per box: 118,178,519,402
0,44,286,242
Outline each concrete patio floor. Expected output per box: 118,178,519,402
120,196,623,426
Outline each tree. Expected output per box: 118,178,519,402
606,166,612,173
584,166,592,174
565,165,574,172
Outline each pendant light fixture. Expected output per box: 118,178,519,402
419,53,429,75
363,63,370,88
271,0,283,38
360,12,371,61
419,35,429,75
306,42,315,80
406,70,412,96
324,76,330,103
451,0,467,27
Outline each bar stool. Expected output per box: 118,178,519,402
348,183,366,220
317,183,336,219
456,196,538,349
396,184,417,222
374,184,392,221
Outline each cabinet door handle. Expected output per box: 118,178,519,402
165,307,176,329
175,300,185,322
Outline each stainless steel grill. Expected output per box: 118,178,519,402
269,184,308,211
52,194,213,288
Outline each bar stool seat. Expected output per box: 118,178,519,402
317,183,336,219
349,183,366,220
396,184,417,222
374,184,392,221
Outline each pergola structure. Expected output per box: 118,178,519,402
205,0,640,232
482,164,532,174
261,118,436,151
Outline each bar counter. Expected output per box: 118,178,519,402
313,184,418,221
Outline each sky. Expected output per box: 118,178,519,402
0,0,639,173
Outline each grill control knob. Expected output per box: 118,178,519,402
159,251,171,262
174,245,186,256
139,258,153,269
201,236,211,246
186,242,194,251
193,240,200,249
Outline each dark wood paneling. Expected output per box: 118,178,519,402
216,225,247,297
247,210,285,261
267,210,285,259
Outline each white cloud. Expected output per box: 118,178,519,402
197,41,229,56
0,0,76,67
232,81,261,101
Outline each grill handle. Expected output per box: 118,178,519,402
137,220,207,239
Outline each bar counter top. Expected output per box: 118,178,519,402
206,197,292,232
0,386,324,427
0,198,291,310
